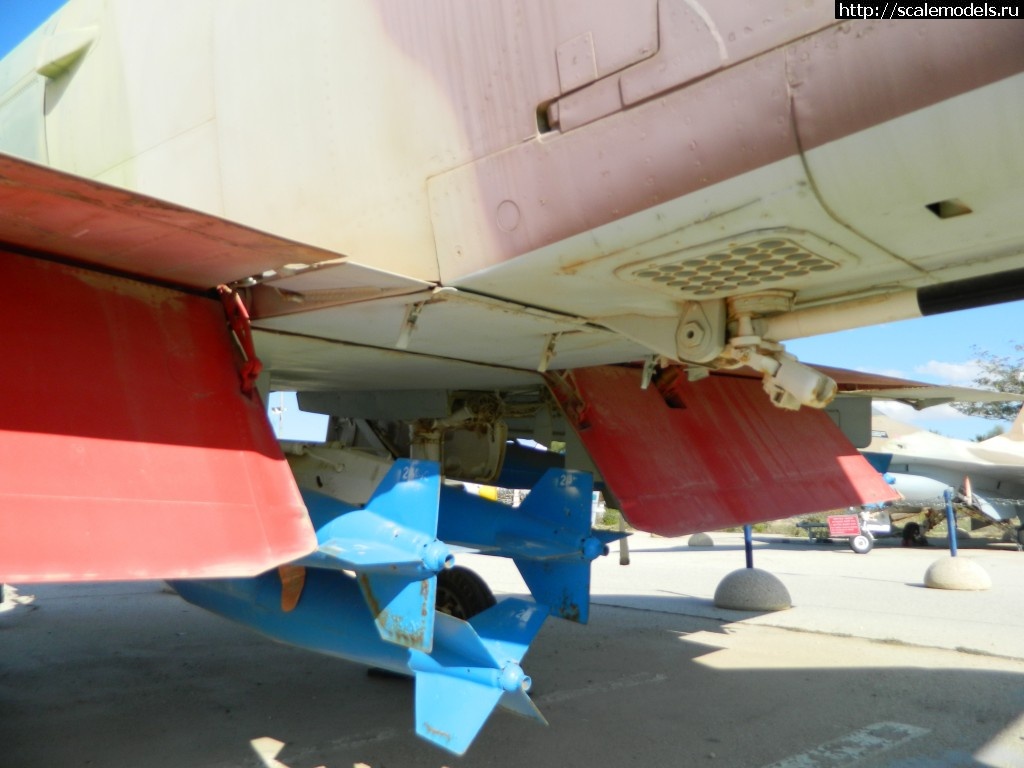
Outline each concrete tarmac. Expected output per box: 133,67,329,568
2,532,1023,768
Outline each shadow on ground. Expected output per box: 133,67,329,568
1,584,1022,768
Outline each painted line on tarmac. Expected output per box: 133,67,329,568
761,722,929,767
533,672,668,705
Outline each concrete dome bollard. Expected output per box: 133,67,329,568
688,532,714,547
714,567,791,611
924,556,991,591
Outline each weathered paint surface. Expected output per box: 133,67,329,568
0,153,350,290
561,366,899,536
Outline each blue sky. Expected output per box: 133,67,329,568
0,1,65,51
787,305,1023,440
4,1,1021,442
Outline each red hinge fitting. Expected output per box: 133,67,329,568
217,285,263,396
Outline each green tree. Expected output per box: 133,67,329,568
951,343,1024,422
973,424,1006,442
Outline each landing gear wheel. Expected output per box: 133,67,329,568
850,532,874,554
436,566,496,620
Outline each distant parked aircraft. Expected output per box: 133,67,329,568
866,408,1024,545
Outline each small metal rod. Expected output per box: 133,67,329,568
943,489,958,557
744,524,754,569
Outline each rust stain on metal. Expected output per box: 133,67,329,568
359,573,381,616
422,722,452,745
71,263,188,311
543,371,592,430
379,609,426,649
362,575,429,648
559,590,581,623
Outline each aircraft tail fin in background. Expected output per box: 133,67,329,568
1006,404,1024,442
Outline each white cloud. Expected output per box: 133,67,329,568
872,401,911,420
873,400,969,423
872,399,1010,440
912,360,982,387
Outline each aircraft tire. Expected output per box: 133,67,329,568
436,566,496,620
850,532,874,555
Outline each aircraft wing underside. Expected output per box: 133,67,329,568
4,5,1024,754
0,153,905,581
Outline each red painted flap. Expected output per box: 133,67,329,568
0,253,316,582
562,366,899,536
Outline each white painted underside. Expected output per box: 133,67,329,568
455,74,1024,318
256,76,1024,391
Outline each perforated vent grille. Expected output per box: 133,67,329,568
622,238,840,298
